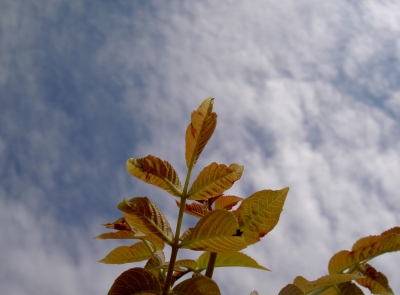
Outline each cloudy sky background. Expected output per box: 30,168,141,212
2,1,400,294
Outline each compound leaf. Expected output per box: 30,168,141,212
181,209,247,252
214,195,243,210
126,155,182,197
185,98,217,169
172,275,221,295
99,242,152,264
234,188,289,245
118,197,174,245
196,251,270,271
293,274,363,293
107,267,161,295
188,163,244,200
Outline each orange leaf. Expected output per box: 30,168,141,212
214,195,243,210
188,163,244,201
126,155,182,197
176,200,208,218
185,98,217,169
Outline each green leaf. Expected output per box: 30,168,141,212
293,274,363,293
126,155,182,197
328,231,400,274
181,209,248,252
278,284,305,295
107,267,162,295
188,162,244,200
172,275,221,295
118,197,174,245
234,188,289,244
196,251,270,271
99,242,152,264
185,98,217,169
214,195,243,210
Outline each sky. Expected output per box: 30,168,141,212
1,1,400,294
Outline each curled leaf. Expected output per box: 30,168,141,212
188,163,244,201
185,98,217,169
126,155,182,197
214,195,243,210
355,263,394,295
176,200,208,218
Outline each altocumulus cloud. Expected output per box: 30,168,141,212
1,1,400,294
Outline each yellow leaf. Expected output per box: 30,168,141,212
181,209,248,252
176,200,208,218
95,230,144,240
118,197,174,244
319,282,365,295
196,252,270,271
172,275,221,295
107,267,161,295
126,155,182,197
234,188,289,245
328,233,400,274
188,163,244,200
185,98,217,169
214,195,243,210
99,242,152,264
293,274,363,293
278,284,305,295
174,259,198,271
353,263,394,295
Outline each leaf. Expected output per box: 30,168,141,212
107,267,162,295
102,217,132,230
174,259,198,271
196,251,270,271
319,282,366,295
214,195,243,210
181,209,248,252
185,98,217,169
126,155,182,197
99,242,152,264
187,163,244,200
95,230,145,240
293,274,363,293
354,263,394,295
118,197,174,244
145,250,167,285
176,200,208,218
172,275,221,295
234,188,289,244
250,292,259,295
278,284,305,295
328,233,400,274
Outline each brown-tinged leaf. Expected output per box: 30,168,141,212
234,188,289,245
250,292,259,295
99,242,152,264
102,217,132,230
318,282,366,295
118,197,174,244
107,267,161,295
293,273,363,293
174,259,198,271
172,275,221,295
180,227,193,241
185,98,217,169
143,235,165,251
95,230,144,240
196,251,270,271
214,195,243,210
126,155,182,197
278,284,305,295
187,163,244,200
176,200,208,218
381,226,400,236
354,263,394,295
180,209,247,252
144,250,167,285
328,233,400,274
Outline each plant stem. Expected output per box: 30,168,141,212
205,252,217,278
162,167,194,295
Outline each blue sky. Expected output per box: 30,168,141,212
2,1,400,294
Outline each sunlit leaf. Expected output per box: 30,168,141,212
107,267,161,295
293,273,363,293
176,200,208,218
126,155,182,197
95,229,144,240
278,284,304,295
99,242,152,264
144,235,165,251
328,233,400,274
172,275,221,295
185,98,217,169
181,209,247,252
354,263,394,295
214,195,243,210
196,251,270,271
188,163,244,200
174,259,198,271
234,188,289,244
118,197,174,244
